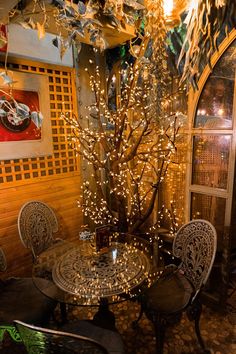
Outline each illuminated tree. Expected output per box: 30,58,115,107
62,0,183,233
8,0,235,233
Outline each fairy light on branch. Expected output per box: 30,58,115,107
60,0,186,234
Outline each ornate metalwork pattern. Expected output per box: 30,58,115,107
18,201,59,257
52,242,151,300
15,321,108,354
0,248,7,272
173,219,217,291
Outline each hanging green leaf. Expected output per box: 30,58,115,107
178,0,236,89
78,1,86,15
52,37,59,48
0,71,16,85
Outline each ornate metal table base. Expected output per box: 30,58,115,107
92,298,116,331
33,235,160,327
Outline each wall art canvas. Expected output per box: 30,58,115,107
0,24,7,52
0,70,53,160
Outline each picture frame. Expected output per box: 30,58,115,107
0,70,53,160
0,25,7,53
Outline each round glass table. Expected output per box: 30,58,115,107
32,233,161,323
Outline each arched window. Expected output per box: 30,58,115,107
187,30,236,239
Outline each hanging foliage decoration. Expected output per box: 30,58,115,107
178,0,236,89
11,0,145,52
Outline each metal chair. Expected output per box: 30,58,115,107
135,219,217,354
0,248,56,343
18,200,62,260
14,320,109,354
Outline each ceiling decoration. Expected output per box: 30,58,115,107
0,1,235,88
9,0,145,50
178,0,236,89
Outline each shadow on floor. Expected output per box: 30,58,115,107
1,296,235,354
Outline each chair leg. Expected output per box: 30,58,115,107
132,303,144,329
187,299,210,354
153,316,166,354
60,302,68,324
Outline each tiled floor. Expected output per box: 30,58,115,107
69,298,236,354
1,295,235,354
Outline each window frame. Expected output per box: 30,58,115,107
186,29,236,229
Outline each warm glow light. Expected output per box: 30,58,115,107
188,0,198,11
185,0,199,23
163,0,190,28
164,0,174,17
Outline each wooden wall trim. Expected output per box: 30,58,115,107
0,53,75,72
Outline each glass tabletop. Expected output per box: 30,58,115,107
32,233,161,306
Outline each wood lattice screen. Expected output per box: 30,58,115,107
0,58,79,185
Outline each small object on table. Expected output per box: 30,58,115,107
79,230,93,240
95,225,110,252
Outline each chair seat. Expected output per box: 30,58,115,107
62,320,125,354
0,277,56,325
145,270,194,314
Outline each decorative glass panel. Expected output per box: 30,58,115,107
192,135,230,189
191,192,225,239
194,40,236,129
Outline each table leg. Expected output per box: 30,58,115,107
60,302,67,324
92,298,116,331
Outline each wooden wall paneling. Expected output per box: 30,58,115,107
0,58,83,277
0,174,83,278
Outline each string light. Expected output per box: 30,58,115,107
60,0,188,235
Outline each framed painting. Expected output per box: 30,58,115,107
0,70,53,160
0,25,7,52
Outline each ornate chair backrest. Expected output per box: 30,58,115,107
0,248,7,272
14,320,109,354
172,219,217,294
18,201,59,259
